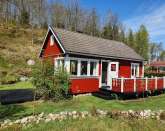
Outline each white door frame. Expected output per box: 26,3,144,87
109,62,119,87
100,60,111,87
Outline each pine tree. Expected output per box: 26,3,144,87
135,25,149,59
127,29,135,48
102,25,113,39
119,29,126,43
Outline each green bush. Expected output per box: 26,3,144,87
32,60,70,101
144,72,165,77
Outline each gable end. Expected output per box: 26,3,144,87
39,26,66,58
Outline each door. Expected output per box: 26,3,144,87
101,62,108,86
109,62,119,86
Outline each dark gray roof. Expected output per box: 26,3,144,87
52,27,144,61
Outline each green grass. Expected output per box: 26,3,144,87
1,117,165,131
0,81,34,90
1,94,165,120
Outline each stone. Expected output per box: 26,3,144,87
21,117,28,124
20,76,28,81
39,112,44,118
14,119,21,124
4,119,11,125
27,59,35,66
72,111,77,115
45,118,51,123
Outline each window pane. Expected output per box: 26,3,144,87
70,60,78,75
131,65,134,76
131,64,139,77
81,61,87,75
90,62,97,76
111,64,116,71
56,59,64,68
135,65,138,77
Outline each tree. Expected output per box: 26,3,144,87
160,51,165,61
127,29,135,48
102,10,122,41
119,28,126,43
83,8,100,36
135,25,149,60
19,8,30,25
51,2,66,28
32,60,71,101
150,42,164,61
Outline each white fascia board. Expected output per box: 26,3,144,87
48,26,66,54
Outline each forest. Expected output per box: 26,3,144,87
0,0,164,61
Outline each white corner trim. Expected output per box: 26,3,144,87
49,26,66,53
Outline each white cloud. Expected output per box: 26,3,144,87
124,4,165,44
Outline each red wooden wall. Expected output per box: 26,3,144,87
70,78,99,94
119,60,143,78
42,32,62,58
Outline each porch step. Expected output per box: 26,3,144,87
92,88,112,100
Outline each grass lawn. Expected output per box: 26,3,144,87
1,94,165,120
2,117,165,131
0,81,34,90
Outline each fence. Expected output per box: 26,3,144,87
112,77,165,94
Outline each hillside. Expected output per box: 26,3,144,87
0,26,47,83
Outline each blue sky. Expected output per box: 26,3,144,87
79,0,165,49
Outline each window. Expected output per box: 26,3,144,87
70,60,78,75
50,35,54,46
111,64,116,71
81,61,87,75
131,63,139,77
90,61,97,76
69,58,98,77
56,59,64,68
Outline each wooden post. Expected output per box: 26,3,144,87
145,77,148,91
134,78,136,93
87,61,90,76
64,55,70,73
121,77,124,93
77,60,81,76
155,77,157,90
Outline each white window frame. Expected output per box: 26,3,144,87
70,59,79,76
69,57,99,77
131,63,140,78
54,57,64,68
90,61,98,76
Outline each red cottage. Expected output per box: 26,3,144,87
39,26,146,95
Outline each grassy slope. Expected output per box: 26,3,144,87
0,81,34,90
1,94,165,120
0,26,46,77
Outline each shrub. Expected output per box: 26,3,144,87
32,60,71,101
144,72,165,77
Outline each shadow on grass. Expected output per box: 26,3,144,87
93,89,165,101
0,104,27,120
